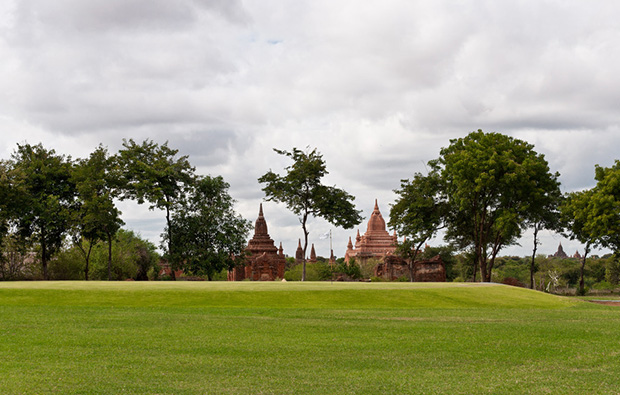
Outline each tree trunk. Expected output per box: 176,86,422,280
41,227,48,280
409,240,425,282
166,206,176,281
84,242,93,281
107,231,113,281
301,212,309,282
530,225,539,289
41,243,48,280
579,243,590,295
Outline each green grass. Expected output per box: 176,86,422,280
0,281,618,394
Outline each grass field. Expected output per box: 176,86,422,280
1,281,619,394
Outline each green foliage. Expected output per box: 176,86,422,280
606,254,620,285
71,145,124,280
389,171,447,281
430,130,561,283
284,262,332,281
335,259,362,279
259,147,362,281
116,139,194,279
49,245,85,280
492,256,529,285
50,229,159,280
164,175,251,280
10,143,77,280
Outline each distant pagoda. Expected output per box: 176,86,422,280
228,204,286,281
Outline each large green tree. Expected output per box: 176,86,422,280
259,148,362,281
430,130,561,282
116,139,194,280
72,146,124,280
11,143,77,280
389,171,447,281
523,161,563,289
562,161,620,294
561,189,598,295
164,175,251,280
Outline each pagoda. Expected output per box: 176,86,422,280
228,204,286,281
344,200,398,264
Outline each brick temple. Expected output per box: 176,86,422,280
227,204,286,281
344,199,446,282
344,200,398,264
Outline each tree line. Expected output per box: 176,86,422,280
0,139,250,281
389,130,620,294
2,130,619,289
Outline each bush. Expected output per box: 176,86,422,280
284,262,331,281
575,286,589,296
592,281,614,291
49,247,85,280
370,276,386,282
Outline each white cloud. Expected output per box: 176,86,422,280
2,0,620,258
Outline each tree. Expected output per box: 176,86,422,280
389,171,447,281
163,175,251,280
0,160,27,279
71,146,124,280
561,189,598,295
562,161,620,294
11,143,77,280
523,162,563,289
258,148,362,281
116,139,194,280
430,130,561,282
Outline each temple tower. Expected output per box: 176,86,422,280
345,200,398,264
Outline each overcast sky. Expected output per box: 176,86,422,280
2,0,620,259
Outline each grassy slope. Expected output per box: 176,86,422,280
0,282,618,394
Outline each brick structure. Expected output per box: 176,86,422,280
549,243,568,258
374,254,446,282
295,239,303,264
310,243,317,263
228,204,286,281
344,200,398,264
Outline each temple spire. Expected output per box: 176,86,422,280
254,203,269,237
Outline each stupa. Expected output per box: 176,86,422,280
228,204,286,281
344,200,398,264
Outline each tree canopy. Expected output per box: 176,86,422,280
259,147,362,281
116,139,194,280
11,143,77,280
71,145,124,280
389,171,447,281
164,175,251,280
430,130,560,282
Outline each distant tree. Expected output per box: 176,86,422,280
429,130,561,282
0,162,31,280
523,161,563,289
259,148,362,281
389,171,447,281
116,139,194,280
0,160,18,263
562,161,620,294
163,175,251,280
561,189,598,295
11,143,76,280
71,145,124,280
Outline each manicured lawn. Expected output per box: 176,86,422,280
0,281,618,394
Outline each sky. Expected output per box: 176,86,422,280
2,0,620,259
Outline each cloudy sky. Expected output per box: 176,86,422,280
2,0,620,259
